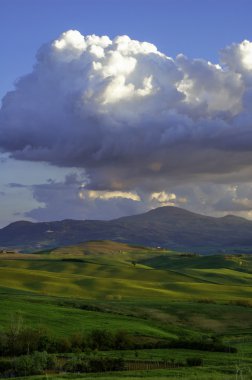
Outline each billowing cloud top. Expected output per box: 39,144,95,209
1,31,252,194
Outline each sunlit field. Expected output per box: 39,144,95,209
1,241,252,378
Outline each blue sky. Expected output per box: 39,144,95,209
1,0,252,100
1,0,252,227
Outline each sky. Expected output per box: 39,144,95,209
1,0,252,227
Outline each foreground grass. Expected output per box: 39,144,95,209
1,242,252,378
7,368,252,380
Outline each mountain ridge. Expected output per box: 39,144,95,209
1,206,252,253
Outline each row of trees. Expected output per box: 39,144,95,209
0,317,134,356
0,326,236,357
0,352,125,377
0,314,236,357
0,352,205,377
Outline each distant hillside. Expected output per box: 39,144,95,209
1,206,252,253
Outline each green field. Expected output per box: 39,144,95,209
1,241,252,379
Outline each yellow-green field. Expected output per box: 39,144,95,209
1,241,252,379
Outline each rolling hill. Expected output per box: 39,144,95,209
1,206,252,252
1,241,252,378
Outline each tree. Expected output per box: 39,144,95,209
6,312,24,356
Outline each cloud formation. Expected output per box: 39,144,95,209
15,175,252,223
23,174,146,221
1,30,252,220
81,190,141,201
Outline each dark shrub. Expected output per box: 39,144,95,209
14,354,34,376
0,332,7,356
114,330,131,349
70,332,87,352
230,299,252,308
186,357,203,366
37,329,54,352
63,356,125,373
56,337,72,353
3,324,54,356
63,355,89,373
162,338,237,353
88,329,113,350
197,298,216,304
0,358,13,374
88,357,125,372
14,351,53,376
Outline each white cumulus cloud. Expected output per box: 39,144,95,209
80,190,141,201
1,30,252,198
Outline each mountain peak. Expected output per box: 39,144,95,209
1,206,252,253
220,214,247,222
116,205,209,223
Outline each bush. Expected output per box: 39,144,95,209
46,354,58,370
63,355,125,373
0,333,7,356
70,332,87,352
37,329,54,352
114,330,131,349
88,357,125,372
63,355,89,373
3,324,54,356
56,337,72,353
88,329,114,350
230,299,252,308
158,337,237,353
186,357,203,366
14,354,34,376
0,358,14,376
14,351,55,376
197,298,216,304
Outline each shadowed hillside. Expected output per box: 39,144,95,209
1,206,252,252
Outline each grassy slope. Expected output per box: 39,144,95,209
1,241,252,378
1,246,252,302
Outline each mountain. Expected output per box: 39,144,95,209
1,206,252,253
